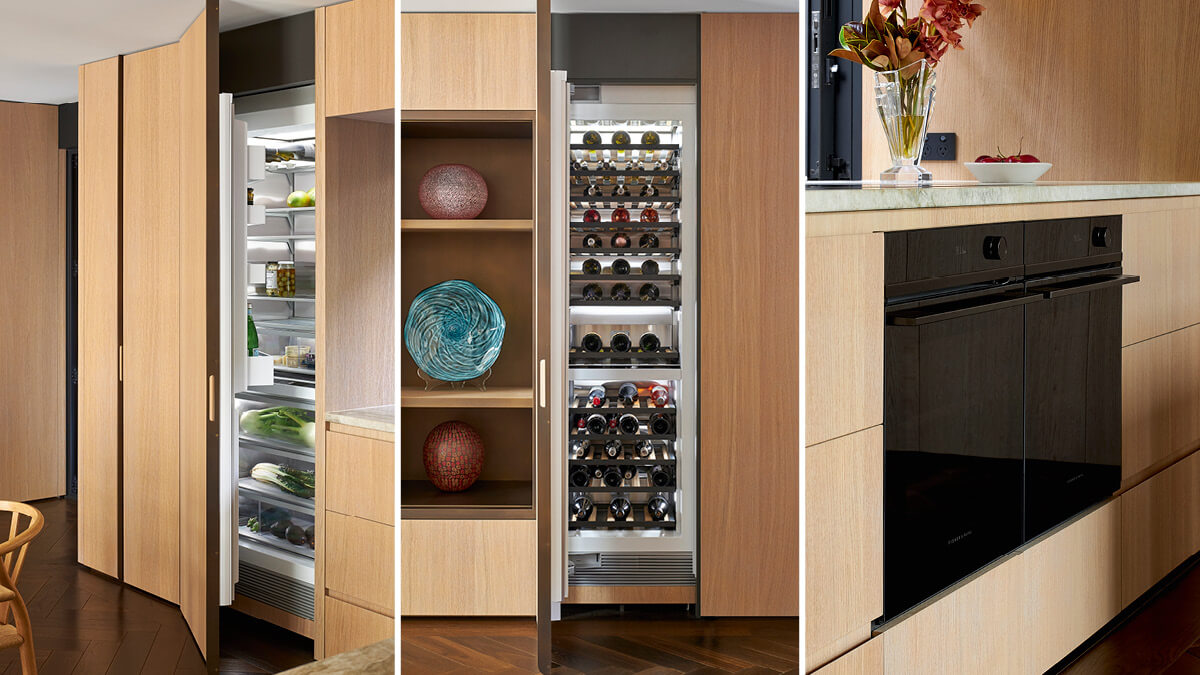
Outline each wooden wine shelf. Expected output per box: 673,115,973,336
400,385,534,409
401,219,533,233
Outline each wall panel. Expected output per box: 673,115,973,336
698,12,800,618
325,0,394,116
77,57,121,577
122,42,181,603
0,101,63,503
400,13,534,111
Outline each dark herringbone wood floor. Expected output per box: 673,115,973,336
402,606,800,674
0,497,313,674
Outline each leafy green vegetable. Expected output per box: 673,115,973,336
252,463,316,499
240,406,316,448
247,517,260,533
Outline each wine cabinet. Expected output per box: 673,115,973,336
551,80,698,603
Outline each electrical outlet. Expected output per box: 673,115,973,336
922,132,957,161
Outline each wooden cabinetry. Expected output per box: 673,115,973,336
321,0,394,117
806,426,882,671
805,233,884,446
324,596,395,656
812,638,882,675
400,13,536,111
400,519,537,615
698,12,800,617
1121,323,1200,486
1121,450,1200,604
1122,207,1200,346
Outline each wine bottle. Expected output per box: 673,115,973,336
639,184,659,198
586,413,607,435
636,440,654,458
583,208,601,223
620,464,636,480
582,233,603,248
581,258,602,275
618,413,640,435
571,440,587,458
581,332,603,352
650,384,669,407
611,283,632,301
612,130,632,145
574,414,587,431
611,258,630,275
587,386,606,407
609,496,632,521
570,466,591,488
611,207,630,223
611,232,631,248
641,259,660,275
263,142,315,162
639,284,660,302
572,159,584,171
618,382,638,404
582,130,602,146
639,233,659,248
246,303,259,357
604,439,623,459
582,283,604,301
613,183,629,198
603,466,623,488
640,208,659,222
649,412,673,435
593,465,604,479
639,332,661,352
572,495,595,521
585,182,601,197
650,465,673,487
641,130,660,145
610,332,632,352
607,413,620,432
647,495,670,521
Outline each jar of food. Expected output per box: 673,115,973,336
278,261,296,297
265,262,280,296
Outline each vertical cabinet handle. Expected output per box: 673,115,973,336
539,359,547,409
118,345,123,382
208,375,216,423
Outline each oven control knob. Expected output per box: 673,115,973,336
983,235,1008,260
1093,226,1111,248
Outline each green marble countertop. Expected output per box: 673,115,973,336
806,181,1200,213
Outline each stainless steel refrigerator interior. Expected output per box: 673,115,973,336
219,89,320,622
551,77,699,608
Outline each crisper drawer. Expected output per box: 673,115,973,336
326,512,393,614
326,428,394,525
235,395,318,454
238,489,315,560
400,519,536,616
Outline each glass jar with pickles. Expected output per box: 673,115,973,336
265,262,280,297
277,261,296,297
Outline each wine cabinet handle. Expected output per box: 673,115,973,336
539,359,547,409
208,375,216,423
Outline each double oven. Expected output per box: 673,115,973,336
882,216,1137,620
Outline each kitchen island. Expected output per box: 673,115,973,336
805,181,1200,674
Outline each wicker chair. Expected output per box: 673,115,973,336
0,501,43,675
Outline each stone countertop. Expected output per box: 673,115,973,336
806,181,1200,213
281,639,393,674
325,405,395,434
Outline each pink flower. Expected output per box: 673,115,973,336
879,0,903,10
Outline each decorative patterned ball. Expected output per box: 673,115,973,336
418,164,489,219
422,421,485,492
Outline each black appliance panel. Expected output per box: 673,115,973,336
884,295,1026,619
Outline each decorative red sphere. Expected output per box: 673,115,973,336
422,421,485,492
583,209,601,222
639,208,659,222
418,164,489,219
611,207,630,222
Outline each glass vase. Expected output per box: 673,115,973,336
873,60,937,184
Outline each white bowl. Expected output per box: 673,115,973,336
964,162,1052,184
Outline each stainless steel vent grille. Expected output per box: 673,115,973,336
568,552,695,586
236,560,315,620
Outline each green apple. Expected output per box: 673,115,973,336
305,187,316,206
287,190,309,208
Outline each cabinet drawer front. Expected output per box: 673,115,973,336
324,596,394,657
326,512,393,613
327,429,394,525
401,519,536,616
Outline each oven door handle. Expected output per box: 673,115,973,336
1038,274,1140,299
888,292,1043,326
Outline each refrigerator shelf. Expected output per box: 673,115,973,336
254,317,315,335
570,395,676,411
238,476,315,512
265,162,316,175
571,274,681,283
571,299,680,309
239,434,315,460
274,364,316,376
570,144,680,151
238,524,315,560
570,432,674,442
570,248,680,256
570,196,680,206
247,234,316,241
571,481,676,493
265,206,316,215
569,445,677,463
247,294,316,303
571,169,680,178
569,503,677,530
570,348,681,367
571,222,679,233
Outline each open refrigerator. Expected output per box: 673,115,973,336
551,76,699,607
219,91,320,623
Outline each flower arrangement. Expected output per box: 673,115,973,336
831,0,984,71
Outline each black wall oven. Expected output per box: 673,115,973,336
882,216,1136,621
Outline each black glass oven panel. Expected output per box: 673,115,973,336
1024,286,1121,540
883,304,1025,620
